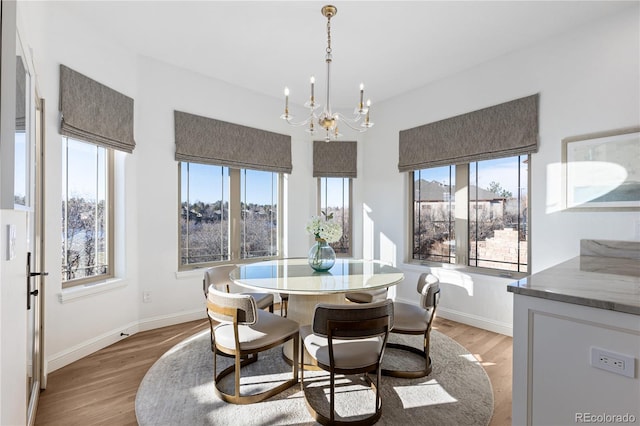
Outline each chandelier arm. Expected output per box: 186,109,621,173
333,111,364,123
283,115,313,127
332,114,368,132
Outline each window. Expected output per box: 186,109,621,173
318,177,352,255
412,166,456,263
240,169,279,258
180,162,281,268
180,163,229,264
62,137,114,286
411,155,529,275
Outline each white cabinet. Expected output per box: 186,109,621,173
511,293,640,426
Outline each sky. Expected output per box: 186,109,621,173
183,163,278,206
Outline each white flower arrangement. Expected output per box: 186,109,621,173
305,211,342,243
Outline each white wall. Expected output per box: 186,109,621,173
133,54,318,322
10,2,639,375
22,3,141,372
363,7,640,335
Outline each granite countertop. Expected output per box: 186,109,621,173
507,255,640,315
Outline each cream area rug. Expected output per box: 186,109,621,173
135,329,493,425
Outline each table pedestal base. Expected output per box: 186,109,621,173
283,293,346,365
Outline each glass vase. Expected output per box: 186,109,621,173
308,239,336,272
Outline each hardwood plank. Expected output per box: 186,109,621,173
36,313,512,426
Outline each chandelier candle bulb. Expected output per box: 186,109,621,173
284,87,289,115
359,83,364,110
311,76,315,100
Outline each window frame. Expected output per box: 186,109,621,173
178,162,284,270
316,177,353,257
61,137,115,288
407,155,531,279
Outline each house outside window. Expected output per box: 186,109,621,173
180,162,281,268
61,137,114,286
318,177,352,256
411,155,529,275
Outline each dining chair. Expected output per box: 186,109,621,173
344,288,388,304
204,264,274,312
206,286,299,404
300,299,394,425
204,264,275,351
382,272,440,378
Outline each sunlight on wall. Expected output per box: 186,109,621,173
362,203,374,260
379,232,398,298
429,267,474,296
282,174,289,256
566,161,630,207
379,232,397,266
547,161,631,213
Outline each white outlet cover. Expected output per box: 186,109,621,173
590,347,636,378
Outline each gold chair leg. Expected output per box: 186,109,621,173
213,336,299,405
382,331,433,378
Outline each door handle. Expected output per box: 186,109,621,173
26,252,48,310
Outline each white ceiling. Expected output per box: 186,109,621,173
55,1,634,110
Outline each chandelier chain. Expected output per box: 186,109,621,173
326,15,332,55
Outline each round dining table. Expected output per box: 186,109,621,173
230,257,404,363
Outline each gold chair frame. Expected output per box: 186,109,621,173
382,274,440,379
207,296,299,404
301,301,393,425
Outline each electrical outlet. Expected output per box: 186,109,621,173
591,347,635,378
143,291,152,303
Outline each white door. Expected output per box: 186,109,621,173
14,28,46,426
26,95,46,426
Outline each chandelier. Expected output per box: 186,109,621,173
280,5,374,141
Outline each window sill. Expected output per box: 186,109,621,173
402,261,528,281
175,268,209,280
58,278,126,303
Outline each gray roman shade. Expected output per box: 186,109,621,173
59,65,135,153
398,94,539,172
174,111,292,174
313,140,357,178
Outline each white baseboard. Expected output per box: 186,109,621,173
437,306,513,337
46,309,206,373
394,295,513,336
137,309,206,332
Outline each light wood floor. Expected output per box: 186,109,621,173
35,314,512,426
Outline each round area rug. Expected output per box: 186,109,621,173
135,328,493,425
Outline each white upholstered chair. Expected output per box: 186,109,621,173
344,287,388,304
203,264,275,351
206,286,299,404
204,264,274,312
300,299,394,425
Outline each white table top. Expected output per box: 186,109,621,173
230,258,404,295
